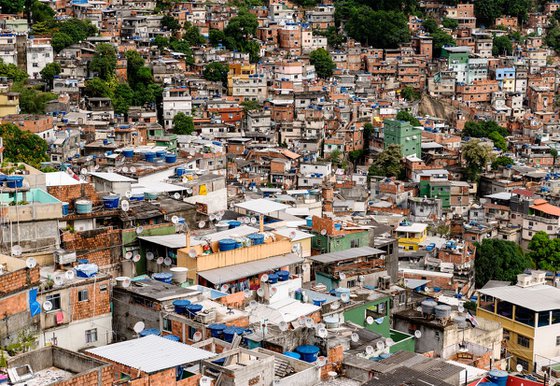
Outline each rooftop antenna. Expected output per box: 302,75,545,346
133,321,145,336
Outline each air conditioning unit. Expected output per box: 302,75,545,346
194,309,216,324
378,276,391,290
54,249,77,265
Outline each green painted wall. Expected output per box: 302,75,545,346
311,230,370,254
418,181,451,208
383,119,422,158
389,329,415,353
344,297,391,337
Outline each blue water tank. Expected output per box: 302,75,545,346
296,345,320,362
75,200,93,214
219,239,238,251
130,193,144,201
277,270,290,281
102,195,120,209
61,202,69,216
268,273,278,284
123,149,134,158
248,233,265,245
6,176,24,188
335,287,351,298
166,153,177,163
207,323,227,338
156,150,166,158
283,352,301,360
229,220,241,229
312,297,327,306
139,328,160,337
175,167,186,176
152,272,173,284
145,152,156,162
488,370,508,386
223,327,246,343
334,223,342,231
172,299,191,314
306,216,313,227
163,335,180,341
185,304,203,317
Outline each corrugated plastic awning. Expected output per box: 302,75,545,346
197,253,303,284
308,246,384,264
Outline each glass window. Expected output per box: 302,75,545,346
78,289,88,302
517,335,530,348
163,317,172,332
46,294,61,311
497,301,513,318
552,310,560,324
515,306,535,326
85,328,97,343
538,311,550,327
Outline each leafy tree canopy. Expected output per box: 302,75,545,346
310,48,336,79
368,144,403,177
0,60,28,82
462,139,495,181
344,7,410,49
528,232,560,272
12,83,57,114
90,43,117,81
493,35,513,56
203,62,229,85
492,156,514,169
462,120,509,138
396,110,420,126
475,238,532,288
0,123,48,168
173,112,195,135
40,62,61,88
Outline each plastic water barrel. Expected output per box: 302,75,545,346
306,216,313,227
152,272,173,284
102,195,120,209
223,327,245,342
312,297,327,306
219,239,238,251
130,193,144,201
166,153,177,163
144,192,159,200
170,267,189,283
207,323,227,338
156,150,166,158
61,202,69,216
488,370,508,386
296,345,320,362
185,304,203,317
75,200,93,214
216,221,230,232
294,289,303,301
334,223,342,231
335,287,351,298
380,353,391,359
277,270,290,281
283,352,301,360
6,176,24,188
248,233,265,245
145,152,156,162
229,220,241,229
163,335,180,341
172,299,191,314
139,328,160,337
268,273,278,284
123,149,134,158
175,167,186,176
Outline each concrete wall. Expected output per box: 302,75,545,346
254,348,320,386
0,218,60,251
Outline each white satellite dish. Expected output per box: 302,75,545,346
186,187,193,194
341,293,350,303
107,167,114,173
261,274,269,282
163,257,172,266
220,284,230,293
65,270,75,280
249,300,258,309
135,226,144,234
291,244,301,254
156,257,164,265
339,272,346,280
11,245,22,256
458,305,465,313
250,217,257,224
25,257,37,269
351,333,359,342
80,168,87,175
317,327,328,338
125,191,132,198
279,321,288,331
330,302,340,310
122,277,131,288
365,346,374,355
173,192,181,200
125,251,133,260
320,229,327,236
289,231,297,239
133,321,145,334
516,364,523,372
121,200,130,212
366,316,374,325
130,166,137,173
270,287,278,296
122,166,129,173
316,356,327,366
376,341,385,350
243,289,252,298
199,376,211,386
171,216,179,224
54,275,64,286
385,338,395,347
414,330,422,339
198,220,206,228
257,287,265,297
305,318,315,328
43,301,53,311
133,254,142,263
146,251,154,260
193,331,202,342
188,248,197,258
358,275,365,282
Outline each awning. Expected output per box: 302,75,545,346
197,253,303,284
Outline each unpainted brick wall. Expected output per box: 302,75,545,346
47,183,100,209
62,227,122,267
0,266,40,296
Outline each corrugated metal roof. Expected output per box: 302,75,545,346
89,172,136,183
308,246,384,264
234,199,289,215
86,335,215,373
197,253,303,284
478,284,560,312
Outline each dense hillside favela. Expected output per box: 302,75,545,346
5,0,560,384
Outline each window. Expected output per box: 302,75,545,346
350,239,360,248
188,326,198,340
163,317,172,332
85,328,97,343
100,285,107,292
78,289,88,302
516,358,529,371
46,294,61,311
517,335,530,348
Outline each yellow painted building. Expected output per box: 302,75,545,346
395,222,427,251
477,271,560,372
227,63,257,95
0,90,19,117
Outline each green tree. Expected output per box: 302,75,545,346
528,232,560,271
462,120,509,138
203,62,229,85
431,28,455,56
154,36,170,49
462,139,495,181
84,77,112,98
183,22,205,46
546,25,560,52
161,15,180,32
474,0,503,27
551,148,558,166
363,122,373,156
240,100,262,112
31,0,54,23
11,84,57,114
58,18,97,42
396,110,420,126
492,35,513,56
401,86,420,101
0,0,25,14
422,17,438,33
209,29,226,46
40,62,61,89
112,83,134,115
475,239,532,288
442,17,458,29
173,112,195,135
169,39,194,64
488,131,507,151
0,60,28,82
90,43,117,81
0,123,48,167
345,8,410,48
224,11,259,43
244,40,261,63
348,150,363,164
316,26,346,49
51,32,74,52
368,144,403,177
310,48,336,79
492,156,514,169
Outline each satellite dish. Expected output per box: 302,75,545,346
54,275,64,286
320,229,327,236
156,257,164,265
43,301,53,311
25,257,37,269
65,270,75,280
186,187,193,194
414,330,422,339
291,244,301,254
250,217,257,224
171,216,179,224
365,346,374,355
125,191,132,198
261,274,269,282
257,287,265,297
188,248,197,258
249,300,258,309
317,327,328,338
305,318,315,328
279,321,288,331
135,226,144,234
366,316,374,325
376,341,385,350
173,192,181,200
516,364,523,372
341,293,350,303
358,275,365,282
80,168,87,175
220,284,230,293
107,167,114,173
198,220,206,228
133,321,145,334
193,331,202,342
146,252,154,260
339,272,346,280
125,251,133,260
133,254,142,263
458,305,465,313
330,302,340,310
351,333,359,342
289,231,297,239
385,338,395,347
11,245,22,256
122,166,129,173
270,287,278,296
317,323,326,330
163,257,172,266
243,289,252,298
121,200,130,212
199,376,211,386
302,264,309,272
130,166,136,173
316,356,327,366
122,277,131,288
